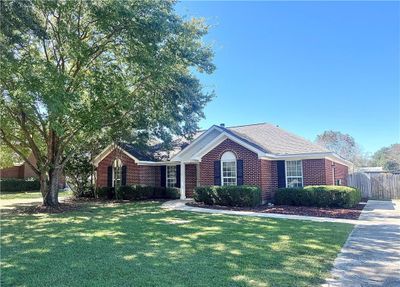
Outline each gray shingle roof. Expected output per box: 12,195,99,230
118,143,155,161
119,123,330,162
225,123,330,155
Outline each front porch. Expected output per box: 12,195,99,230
176,162,199,200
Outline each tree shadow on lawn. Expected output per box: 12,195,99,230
1,201,353,287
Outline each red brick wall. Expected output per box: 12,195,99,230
22,154,37,178
0,165,23,179
302,159,348,187
97,150,140,187
154,166,161,188
96,149,162,188
302,159,327,186
185,164,197,198
200,138,261,187
139,166,157,186
334,162,348,186
324,159,334,185
260,160,278,201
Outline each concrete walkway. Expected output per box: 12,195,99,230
324,200,400,287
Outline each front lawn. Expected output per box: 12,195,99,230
1,201,352,287
0,190,72,200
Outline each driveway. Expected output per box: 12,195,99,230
324,200,400,287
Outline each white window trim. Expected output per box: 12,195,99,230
221,151,237,186
285,160,304,188
112,159,122,188
166,165,177,188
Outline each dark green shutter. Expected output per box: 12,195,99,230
175,165,181,188
160,166,166,187
237,160,244,185
121,166,127,186
214,161,221,186
107,166,113,187
277,161,286,188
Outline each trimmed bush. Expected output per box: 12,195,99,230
194,185,262,207
96,187,114,199
153,187,166,198
274,185,361,208
114,185,149,200
0,178,40,192
165,187,180,199
108,185,181,201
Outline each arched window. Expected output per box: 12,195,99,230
221,151,237,186
112,158,122,188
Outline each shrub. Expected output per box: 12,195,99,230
153,187,166,198
194,185,262,207
114,185,180,201
274,185,361,208
165,187,180,199
0,178,40,192
96,187,114,199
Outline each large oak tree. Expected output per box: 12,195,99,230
0,0,214,206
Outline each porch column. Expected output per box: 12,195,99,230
180,162,186,199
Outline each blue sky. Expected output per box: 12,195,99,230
176,1,399,154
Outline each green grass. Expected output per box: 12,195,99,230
0,190,72,200
0,201,353,287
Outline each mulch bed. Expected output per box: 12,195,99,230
7,202,83,215
187,202,366,220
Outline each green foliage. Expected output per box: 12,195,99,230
64,152,94,198
0,0,214,205
0,178,40,192
274,185,361,208
117,185,154,200
96,187,114,200
194,185,262,207
164,187,180,199
0,146,30,169
111,185,180,200
371,144,400,172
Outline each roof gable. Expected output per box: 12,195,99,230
171,125,268,161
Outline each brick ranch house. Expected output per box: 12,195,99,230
93,123,352,202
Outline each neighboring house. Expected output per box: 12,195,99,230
93,123,352,202
0,153,66,188
0,153,37,179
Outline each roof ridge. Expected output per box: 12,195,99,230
225,122,268,129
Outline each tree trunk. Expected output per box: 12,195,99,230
39,173,48,200
43,167,62,207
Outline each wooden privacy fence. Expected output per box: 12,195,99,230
347,172,400,199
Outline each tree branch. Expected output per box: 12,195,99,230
3,104,45,169
0,129,40,176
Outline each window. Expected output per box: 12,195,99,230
221,151,237,186
112,158,122,188
286,160,303,188
167,166,177,188
335,179,342,186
